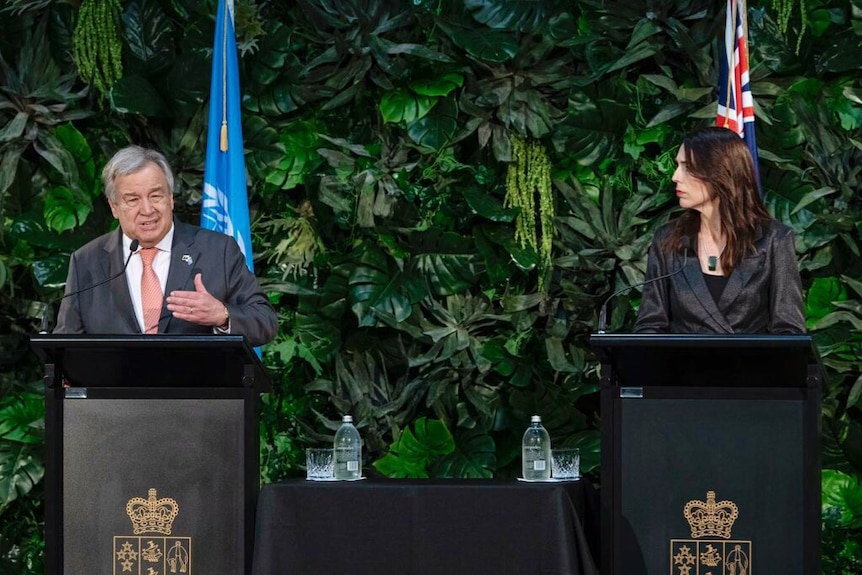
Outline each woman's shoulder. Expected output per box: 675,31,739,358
761,219,794,240
652,220,677,241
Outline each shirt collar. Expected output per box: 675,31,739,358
121,222,175,255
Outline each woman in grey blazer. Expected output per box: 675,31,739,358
634,127,805,334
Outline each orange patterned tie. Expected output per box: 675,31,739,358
140,247,163,334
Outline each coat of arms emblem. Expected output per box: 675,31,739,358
114,488,192,574
670,490,751,575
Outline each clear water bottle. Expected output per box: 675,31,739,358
522,415,551,480
334,415,362,480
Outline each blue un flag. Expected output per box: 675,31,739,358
202,0,254,272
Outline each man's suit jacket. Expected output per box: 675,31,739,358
634,220,805,334
54,219,277,347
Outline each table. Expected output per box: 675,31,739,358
252,478,599,575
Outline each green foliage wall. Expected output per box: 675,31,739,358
1,0,861,573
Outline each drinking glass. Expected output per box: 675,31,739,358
306,447,335,481
551,448,580,480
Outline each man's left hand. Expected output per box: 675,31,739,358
166,273,228,327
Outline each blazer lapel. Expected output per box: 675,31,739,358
105,231,140,333
680,248,734,333
718,226,767,316
160,221,200,333
719,251,765,312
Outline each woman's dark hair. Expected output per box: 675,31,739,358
664,126,772,274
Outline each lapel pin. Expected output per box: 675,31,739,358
182,255,193,266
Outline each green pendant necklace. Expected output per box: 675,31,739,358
700,231,726,272
707,255,719,272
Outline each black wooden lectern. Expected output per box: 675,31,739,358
590,333,822,575
31,334,271,575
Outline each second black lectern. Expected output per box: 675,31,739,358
31,334,271,575
591,334,822,575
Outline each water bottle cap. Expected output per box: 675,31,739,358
342,415,353,423
530,415,541,423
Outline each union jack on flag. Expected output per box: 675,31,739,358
717,0,761,193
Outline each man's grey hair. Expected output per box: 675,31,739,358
102,145,175,203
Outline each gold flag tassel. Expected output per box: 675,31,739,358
219,0,229,152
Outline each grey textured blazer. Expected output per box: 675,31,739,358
634,220,805,334
54,219,277,346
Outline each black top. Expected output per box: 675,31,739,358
702,272,729,304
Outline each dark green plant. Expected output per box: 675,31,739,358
1,1,861,572
822,469,862,574
373,417,457,477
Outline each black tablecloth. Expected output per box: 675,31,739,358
252,478,599,575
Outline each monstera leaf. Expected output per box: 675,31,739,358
554,93,630,166
348,241,412,327
433,428,496,478
121,0,176,75
437,20,518,63
0,443,44,510
465,0,555,33
406,97,459,150
373,417,455,478
0,391,44,510
380,88,437,123
111,75,170,116
822,469,862,529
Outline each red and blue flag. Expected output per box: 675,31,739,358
717,0,761,193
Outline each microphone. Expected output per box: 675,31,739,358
40,239,140,333
596,237,690,333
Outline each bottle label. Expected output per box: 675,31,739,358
347,460,359,472
532,460,547,471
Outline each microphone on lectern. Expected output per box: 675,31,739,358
39,239,140,333
596,237,691,334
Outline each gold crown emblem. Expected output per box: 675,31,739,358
683,490,738,539
126,488,179,535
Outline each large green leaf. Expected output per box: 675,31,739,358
8,210,89,251
348,242,411,327
53,123,96,195
244,115,287,188
0,392,43,445
822,468,862,529
816,30,862,74
372,417,455,478
121,0,176,74
433,428,496,478
44,186,90,233
410,73,464,97
555,94,630,165
33,254,72,288
461,186,517,223
406,97,459,150
438,21,518,63
0,443,44,509
110,75,170,116
248,21,297,87
379,88,437,123
806,276,846,324
408,253,480,296
465,0,555,33
163,52,210,115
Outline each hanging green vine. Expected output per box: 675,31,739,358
504,135,555,292
72,0,124,97
771,0,808,54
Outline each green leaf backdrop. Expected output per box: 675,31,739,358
1,0,861,572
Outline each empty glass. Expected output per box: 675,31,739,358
551,448,580,480
306,448,335,481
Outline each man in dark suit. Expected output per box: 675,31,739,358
54,146,277,347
